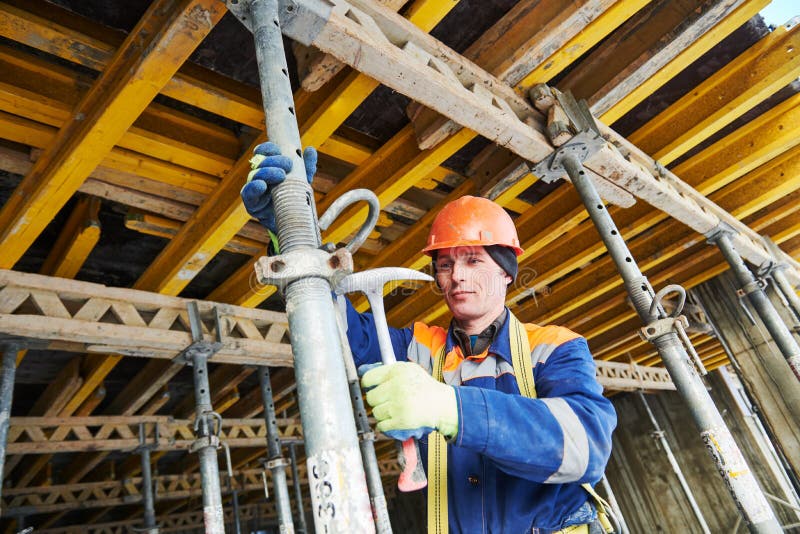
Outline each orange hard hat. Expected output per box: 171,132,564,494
422,196,523,256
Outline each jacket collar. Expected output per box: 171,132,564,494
446,307,513,364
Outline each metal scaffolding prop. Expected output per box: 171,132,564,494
638,391,711,534
227,0,375,530
181,301,225,533
290,444,309,534
259,366,295,533
707,229,800,382
547,127,781,530
137,424,160,534
0,341,20,502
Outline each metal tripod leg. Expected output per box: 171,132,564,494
0,342,20,501
258,366,294,534
708,230,800,382
232,1,373,532
562,153,781,533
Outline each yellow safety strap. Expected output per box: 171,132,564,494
427,313,614,533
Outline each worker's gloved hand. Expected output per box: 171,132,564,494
241,141,318,233
362,361,458,440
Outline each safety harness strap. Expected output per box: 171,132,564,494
427,312,614,533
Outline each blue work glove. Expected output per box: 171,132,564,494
362,361,459,440
240,141,318,233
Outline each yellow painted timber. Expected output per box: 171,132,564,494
134,139,257,295
629,24,800,164
0,1,264,129
514,0,652,91
126,211,265,256
673,92,800,195
599,0,770,123
404,0,461,32
726,147,800,219
39,196,101,279
0,0,225,268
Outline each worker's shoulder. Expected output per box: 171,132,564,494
522,322,583,347
411,321,447,348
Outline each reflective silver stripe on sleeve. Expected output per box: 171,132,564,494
530,342,558,366
541,397,590,483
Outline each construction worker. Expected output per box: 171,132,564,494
242,143,617,533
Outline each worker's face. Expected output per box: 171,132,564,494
434,246,511,331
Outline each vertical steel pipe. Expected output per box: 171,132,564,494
712,232,800,381
599,476,629,534
290,444,309,534
139,442,159,533
638,392,710,534
563,153,781,533
258,366,294,533
0,343,18,501
192,353,225,533
246,1,372,531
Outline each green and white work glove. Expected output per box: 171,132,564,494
362,361,459,440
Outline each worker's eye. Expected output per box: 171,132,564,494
468,257,482,265
436,261,453,271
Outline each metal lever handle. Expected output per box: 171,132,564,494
318,189,381,254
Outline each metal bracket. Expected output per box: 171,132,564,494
173,301,223,365
639,315,689,342
134,422,160,453
529,130,607,183
735,278,766,297
359,431,376,443
190,434,221,453
255,247,354,290
703,220,737,245
266,457,290,469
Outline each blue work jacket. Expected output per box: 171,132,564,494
346,305,617,533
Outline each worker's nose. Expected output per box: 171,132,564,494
451,260,467,281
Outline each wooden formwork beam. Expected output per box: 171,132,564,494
0,0,226,268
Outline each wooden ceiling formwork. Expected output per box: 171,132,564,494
0,0,799,530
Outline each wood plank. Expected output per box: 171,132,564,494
628,24,800,164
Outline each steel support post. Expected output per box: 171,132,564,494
241,1,373,532
290,444,309,534
191,352,226,533
222,443,242,534
771,268,800,326
638,392,710,534
258,366,294,534
599,476,629,534
138,435,159,534
0,343,19,500
709,231,800,382
562,153,781,533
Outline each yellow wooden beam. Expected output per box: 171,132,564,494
599,0,770,123
514,0,652,91
629,23,800,164
39,196,101,279
672,92,800,195
0,0,225,269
